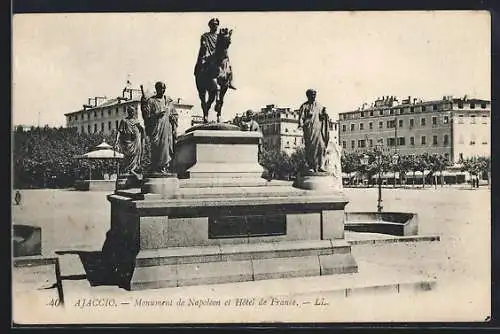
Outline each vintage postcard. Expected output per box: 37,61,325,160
12,11,491,324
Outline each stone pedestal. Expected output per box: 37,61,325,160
174,126,264,179
115,173,143,191
102,125,357,290
293,171,342,191
141,173,179,199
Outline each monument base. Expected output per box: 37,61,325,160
102,128,355,290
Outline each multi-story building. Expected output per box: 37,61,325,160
65,87,195,135
338,95,490,163
233,104,339,156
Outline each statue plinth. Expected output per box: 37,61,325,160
174,127,264,180
293,171,343,191
141,173,179,199
116,173,143,190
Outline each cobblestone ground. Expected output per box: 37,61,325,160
11,186,491,323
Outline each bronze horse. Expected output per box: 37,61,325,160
195,28,233,124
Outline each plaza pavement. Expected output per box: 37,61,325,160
12,186,490,323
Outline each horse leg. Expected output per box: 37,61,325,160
215,86,228,123
197,89,208,123
206,90,216,122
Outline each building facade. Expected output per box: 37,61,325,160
65,87,195,136
338,95,490,163
233,104,338,156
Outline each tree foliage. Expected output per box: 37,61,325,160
13,127,131,188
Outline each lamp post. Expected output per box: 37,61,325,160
359,146,383,213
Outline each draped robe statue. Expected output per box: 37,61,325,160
116,113,144,175
298,90,329,173
141,83,178,174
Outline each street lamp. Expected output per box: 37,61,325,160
359,149,383,213
392,153,399,188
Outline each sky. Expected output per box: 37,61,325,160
13,11,490,127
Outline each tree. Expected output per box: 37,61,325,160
259,148,293,180
415,154,429,188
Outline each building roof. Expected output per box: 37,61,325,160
64,97,194,116
341,96,491,115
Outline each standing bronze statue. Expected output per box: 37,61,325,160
114,105,145,177
140,82,178,174
194,18,236,124
298,89,330,173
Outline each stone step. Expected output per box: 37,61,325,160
131,252,358,290
135,240,352,267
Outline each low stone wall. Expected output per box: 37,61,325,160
344,212,418,236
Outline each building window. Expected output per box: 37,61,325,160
458,102,464,109
470,103,475,109
88,125,91,133
433,135,438,145
358,139,366,148
389,110,394,115
116,108,119,115
369,139,373,147
369,122,373,130
379,110,383,116
410,137,415,145
342,141,346,149
387,138,395,146
350,124,355,131
409,119,414,127
471,115,476,124
108,110,112,116
458,115,464,124
432,116,437,125
398,137,405,146
444,134,449,145
421,136,426,145
68,116,72,122
285,128,288,133
379,121,383,129
387,120,396,128
421,118,426,126
481,103,487,109
398,119,403,128
351,140,355,149
482,115,488,124
101,123,104,132
342,124,346,132
433,105,438,111
422,106,426,112
369,111,374,116
443,116,449,124
115,120,119,129
360,123,364,130
94,124,97,133
88,113,91,120
108,121,112,130
410,107,414,113
361,112,364,117
94,111,97,118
